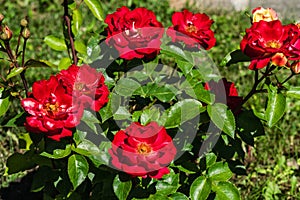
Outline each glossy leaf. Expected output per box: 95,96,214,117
114,78,141,96
25,59,51,68
6,67,25,80
164,99,202,128
68,154,89,190
220,49,250,67
205,152,217,168
287,86,300,99
44,35,67,51
58,57,72,70
83,0,104,21
190,176,211,200
81,110,100,134
140,107,161,125
113,174,132,200
0,96,10,117
156,171,180,195
40,144,71,159
169,192,189,200
207,162,233,182
72,9,83,36
74,39,87,55
207,103,235,138
265,85,286,127
213,181,241,200
6,152,36,174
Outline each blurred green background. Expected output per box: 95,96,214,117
0,0,299,199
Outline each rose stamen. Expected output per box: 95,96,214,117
265,40,281,48
44,102,60,115
137,143,152,155
185,24,198,33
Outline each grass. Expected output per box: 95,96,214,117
0,0,299,199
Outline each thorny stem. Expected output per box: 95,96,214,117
63,0,78,65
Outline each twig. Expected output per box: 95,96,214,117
63,0,78,65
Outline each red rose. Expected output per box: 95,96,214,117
205,78,243,114
167,9,216,50
240,20,300,70
57,64,110,112
105,6,164,60
109,122,176,179
21,76,83,141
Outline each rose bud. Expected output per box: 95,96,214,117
252,7,278,23
0,13,4,23
271,53,288,67
0,25,13,41
22,27,30,39
20,18,28,27
291,62,300,74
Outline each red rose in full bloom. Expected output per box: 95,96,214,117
109,122,177,179
205,78,243,114
240,20,300,70
167,9,216,50
57,64,110,112
21,76,83,141
105,6,164,60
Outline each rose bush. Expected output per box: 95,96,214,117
1,2,300,200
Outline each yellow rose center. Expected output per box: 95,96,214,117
74,82,85,90
137,143,152,155
44,102,59,114
265,40,281,49
186,24,197,33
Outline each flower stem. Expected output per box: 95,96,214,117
63,0,78,65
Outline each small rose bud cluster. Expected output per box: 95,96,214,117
20,17,30,39
0,14,13,41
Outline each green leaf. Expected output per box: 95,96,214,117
207,162,233,182
265,85,286,127
213,181,241,200
6,152,36,174
140,107,161,125
207,103,236,138
205,152,217,168
58,57,72,70
83,0,104,21
164,99,202,128
40,144,71,159
113,106,131,120
113,174,132,200
220,49,250,67
73,139,110,166
25,59,51,68
237,110,265,143
6,67,25,80
287,86,300,99
74,39,87,55
68,154,89,190
81,110,100,134
190,176,211,200
72,9,83,36
156,171,180,195
114,78,141,96
161,44,192,62
169,192,189,200
149,85,176,102
44,35,67,51
0,96,10,117
99,100,113,122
